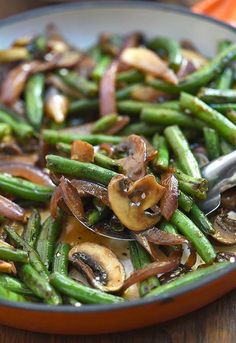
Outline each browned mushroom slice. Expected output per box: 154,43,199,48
215,252,236,263
221,187,236,211
117,134,157,181
108,174,165,231
69,242,125,292
209,209,236,245
71,140,94,163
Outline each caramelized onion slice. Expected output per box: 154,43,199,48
120,47,178,84
0,195,26,222
160,170,178,220
71,179,109,207
0,162,53,186
99,60,119,117
122,257,179,291
60,177,84,220
0,61,39,105
142,227,187,246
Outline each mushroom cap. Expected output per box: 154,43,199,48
108,174,165,231
69,242,125,292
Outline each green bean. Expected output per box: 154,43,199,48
19,264,62,305
4,226,49,279
92,55,112,81
0,173,53,202
52,242,70,276
117,100,179,115
91,114,118,133
146,262,229,298
94,153,119,171
0,243,28,263
56,142,119,171
217,40,232,53
198,88,236,103
164,125,201,178
120,122,163,136
50,272,124,304
87,207,110,225
180,92,236,145
57,70,98,97
129,241,159,297
25,73,45,130
43,130,122,146
28,35,47,56
0,274,34,296
46,155,117,185
178,180,207,200
203,127,221,160
0,283,28,302
225,110,236,125
178,191,193,212
116,84,142,100
69,85,148,115
189,203,215,235
160,220,178,235
23,210,41,248
36,216,62,270
69,98,99,115
148,36,182,71
56,142,71,154
117,69,144,84
0,123,11,139
152,134,169,170
220,138,234,155
216,68,233,90
210,103,236,114
175,169,208,193
170,210,216,263
63,295,82,306
141,108,204,129
147,44,236,94
0,105,34,139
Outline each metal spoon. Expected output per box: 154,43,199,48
199,150,236,215
79,151,236,240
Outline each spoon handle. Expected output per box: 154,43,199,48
202,150,236,194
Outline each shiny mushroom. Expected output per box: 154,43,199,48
209,209,236,245
108,174,165,231
69,242,125,292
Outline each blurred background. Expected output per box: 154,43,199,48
0,1,199,19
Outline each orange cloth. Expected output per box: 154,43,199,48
192,0,236,26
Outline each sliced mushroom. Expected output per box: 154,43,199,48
221,187,236,211
209,209,236,245
117,134,157,181
108,174,165,231
69,242,125,292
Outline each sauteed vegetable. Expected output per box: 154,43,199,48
0,26,235,306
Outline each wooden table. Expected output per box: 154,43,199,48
0,1,234,342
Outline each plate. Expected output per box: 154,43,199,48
0,1,236,335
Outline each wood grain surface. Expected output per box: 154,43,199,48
0,1,234,342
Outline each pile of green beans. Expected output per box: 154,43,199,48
0,29,235,308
